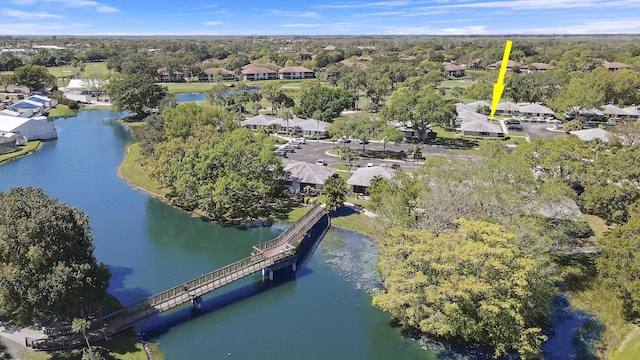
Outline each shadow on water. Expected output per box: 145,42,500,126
136,267,310,341
108,266,153,306
543,294,599,360
100,117,132,142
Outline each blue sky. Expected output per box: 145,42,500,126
3,0,640,36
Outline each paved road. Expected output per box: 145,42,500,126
521,121,565,139
281,139,448,170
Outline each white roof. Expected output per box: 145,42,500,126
602,104,627,116
294,119,329,132
467,100,491,108
458,111,487,124
460,120,502,133
520,103,554,115
570,128,613,142
0,109,21,117
283,160,336,185
496,101,522,112
66,79,108,89
241,114,277,127
347,166,395,187
0,115,56,140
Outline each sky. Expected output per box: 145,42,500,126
2,0,640,36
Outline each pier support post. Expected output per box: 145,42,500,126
292,263,297,272
261,268,265,281
269,269,273,281
191,296,202,310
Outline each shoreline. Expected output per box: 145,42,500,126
0,141,43,166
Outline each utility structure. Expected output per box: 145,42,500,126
26,203,330,351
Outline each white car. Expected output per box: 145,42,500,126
316,159,327,166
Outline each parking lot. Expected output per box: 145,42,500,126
519,121,565,139
279,138,448,170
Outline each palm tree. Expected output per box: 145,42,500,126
72,317,93,358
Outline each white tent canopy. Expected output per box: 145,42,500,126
0,115,57,140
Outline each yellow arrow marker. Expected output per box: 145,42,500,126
489,40,512,123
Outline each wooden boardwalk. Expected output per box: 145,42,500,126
26,204,329,351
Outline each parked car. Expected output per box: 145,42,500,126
336,136,351,143
293,137,306,144
359,139,370,144
366,162,374,167
391,164,401,170
507,125,524,131
287,141,301,149
281,145,295,152
316,159,327,166
505,119,521,125
274,150,287,157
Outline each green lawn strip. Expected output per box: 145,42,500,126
345,196,370,208
160,82,216,94
0,141,41,164
47,104,77,118
613,328,640,360
119,142,169,196
287,206,313,222
47,62,109,79
566,275,634,358
584,214,610,238
330,212,379,240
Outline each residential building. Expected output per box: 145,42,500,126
347,166,395,194
442,62,465,77
202,68,235,82
602,60,629,71
487,60,521,72
241,66,278,81
278,66,315,80
282,160,336,193
156,68,183,82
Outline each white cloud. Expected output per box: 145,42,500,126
280,23,323,28
6,10,62,19
315,1,413,9
520,18,640,34
267,10,321,18
97,5,119,13
204,21,223,26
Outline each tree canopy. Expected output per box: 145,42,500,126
596,206,640,320
0,187,110,324
294,85,354,122
140,103,287,221
381,87,455,141
11,65,56,92
373,220,557,359
107,73,168,117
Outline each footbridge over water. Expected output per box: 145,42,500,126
26,203,330,351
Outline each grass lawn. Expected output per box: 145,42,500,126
287,206,313,222
0,141,41,164
48,104,77,118
160,82,216,94
119,143,169,196
21,332,163,360
331,212,379,240
584,214,610,238
48,62,109,79
613,328,640,360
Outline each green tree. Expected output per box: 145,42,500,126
0,51,23,71
381,125,404,151
0,73,12,93
373,220,557,359
596,206,640,319
260,81,283,115
294,86,354,122
322,173,347,213
11,65,56,92
381,87,455,141
0,187,111,324
72,318,93,356
204,83,228,108
107,73,168,117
